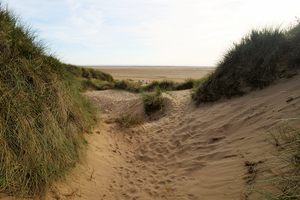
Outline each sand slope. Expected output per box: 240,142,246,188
44,76,300,200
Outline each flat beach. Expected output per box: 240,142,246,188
94,66,214,82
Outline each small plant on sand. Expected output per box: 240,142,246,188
142,87,164,115
259,124,300,199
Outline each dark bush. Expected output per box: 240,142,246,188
80,67,113,82
143,80,177,91
114,80,141,93
142,88,164,115
175,79,194,90
193,26,300,104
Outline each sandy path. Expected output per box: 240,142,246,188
45,76,300,200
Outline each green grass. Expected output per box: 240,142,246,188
108,78,198,94
114,79,142,93
193,25,300,104
81,79,114,91
174,79,195,90
0,7,97,197
142,87,164,115
65,64,113,82
143,80,176,91
64,64,114,91
81,67,113,81
142,79,197,92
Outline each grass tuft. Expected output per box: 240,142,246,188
142,87,164,115
258,125,300,199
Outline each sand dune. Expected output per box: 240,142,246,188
44,75,300,200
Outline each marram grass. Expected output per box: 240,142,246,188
193,25,300,104
0,7,96,196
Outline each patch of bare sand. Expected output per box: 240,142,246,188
44,76,300,200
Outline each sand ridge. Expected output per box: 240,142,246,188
44,75,300,200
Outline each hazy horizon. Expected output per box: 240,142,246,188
84,65,215,68
3,0,300,66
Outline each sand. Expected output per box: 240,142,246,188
2,75,298,200
93,66,214,82
39,75,300,200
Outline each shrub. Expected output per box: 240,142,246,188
114,80,142,93
143,80,177,91
156,80,176,90
80,67,113,81
82,68,113,82
81,79,114,91
193,26,300,104
142,87,164,115
175,79,195,90
0,7,96,196
65,65,113,82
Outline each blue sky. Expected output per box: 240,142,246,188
3,0,300,66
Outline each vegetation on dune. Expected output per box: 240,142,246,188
114,79,142,93
66,65,113,82
143,80,176,91
81,79,114,91
81,67,113,81
68,69,197,118
142,87,164,115
80,75,199,94
259,124,300,199
110,78,198,93
193,25,300,104
65,64,114,91
4,2,299,198
141,79,199,92
174,79,195,90
0,7,96,196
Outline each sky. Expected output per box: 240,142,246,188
3,0,300,66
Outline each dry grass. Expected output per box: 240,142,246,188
257,125,300,199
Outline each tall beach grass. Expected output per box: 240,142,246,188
0,7,97,196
